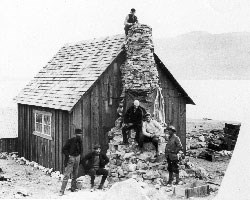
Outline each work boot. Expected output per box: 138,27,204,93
99,175,107,189
59,180,68,195
59,191,64,196
70,180,78,192
90,184,94,192
167,172,173,187
98,184,103,190
173,173,181,185
70,188,77,192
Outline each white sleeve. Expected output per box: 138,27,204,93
142,122,151,137
153,120,163,134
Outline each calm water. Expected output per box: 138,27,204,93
1,79,249,122
180,80,250,122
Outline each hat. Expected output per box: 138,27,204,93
93,144,101,149
144,112,151,117
75,129,83,134
167,125,176,132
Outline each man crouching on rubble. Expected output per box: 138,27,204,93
165,125,183,186
81,144,109,191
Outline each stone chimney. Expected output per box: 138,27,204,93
121,24,159,91
110,23,165,143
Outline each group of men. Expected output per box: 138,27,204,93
122,100,163,157
59,100,183,195
58,9,182,194
59,129,109,196
121,100,184,186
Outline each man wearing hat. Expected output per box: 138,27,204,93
124,8,138,36
59,128,83,196
81,144,109,190
140,112,163,156
122,100,145,144
165,125,183,186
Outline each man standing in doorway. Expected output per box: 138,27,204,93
59,128,83,196
165,126,183,186
81,144,109,191
124,8,138,36
122,100,144,144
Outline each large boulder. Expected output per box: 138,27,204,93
101,178,150,200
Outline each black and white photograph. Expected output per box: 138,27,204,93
0,0,249,199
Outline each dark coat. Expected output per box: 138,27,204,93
127,14,138,24
81,152,109,173
124,105,144,125
165,134,183,161
62,137,83,167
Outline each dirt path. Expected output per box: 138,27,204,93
0,156,225,199
0,157,62,198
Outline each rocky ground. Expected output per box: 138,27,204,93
0,118,236,199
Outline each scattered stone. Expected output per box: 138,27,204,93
194,167,209,180
101,178,150,200
16,188,30,197
0,152,8,159
198,136,205,142
0,175,9,181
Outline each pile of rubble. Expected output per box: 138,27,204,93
0,152,64,180
186,122,240,161
107,24,211,190
105,130,210,189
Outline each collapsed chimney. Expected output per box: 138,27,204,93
108,23,166,145
120,24,159,91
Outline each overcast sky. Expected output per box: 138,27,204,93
0,0,250,121
1,0,250,80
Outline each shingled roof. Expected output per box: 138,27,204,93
15,34,194,111
15,35,126,111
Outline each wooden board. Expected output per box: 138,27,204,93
173,184,210,198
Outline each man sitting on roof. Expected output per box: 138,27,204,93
124,8,138,36
139,113,163,157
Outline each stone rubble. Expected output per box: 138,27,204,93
0,152,64,180
121,24,159,91
106,24,211,191
101,178,150,200
186,124,236,160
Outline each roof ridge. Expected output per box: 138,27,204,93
64,34,125,47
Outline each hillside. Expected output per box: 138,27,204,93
154,31,250,80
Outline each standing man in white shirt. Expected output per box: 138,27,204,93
140,112,163,156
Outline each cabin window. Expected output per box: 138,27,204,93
33,110,52,140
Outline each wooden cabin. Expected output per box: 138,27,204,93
15,35,194,172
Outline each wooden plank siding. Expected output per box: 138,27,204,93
18,104,70,172
0,138,18,153
70,54,124,156
17,50,189,172
156,65,187,153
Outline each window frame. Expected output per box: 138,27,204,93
33,110,52,140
